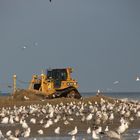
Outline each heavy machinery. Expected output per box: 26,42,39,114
27,67,81,99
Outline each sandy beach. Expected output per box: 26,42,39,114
0,91,139,139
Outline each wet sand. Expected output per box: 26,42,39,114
0,91,140,139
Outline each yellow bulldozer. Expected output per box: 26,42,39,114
22,67,81,99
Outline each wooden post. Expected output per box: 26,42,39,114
41,73,44,92
13,74,17,94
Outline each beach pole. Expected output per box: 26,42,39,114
13,74,17,94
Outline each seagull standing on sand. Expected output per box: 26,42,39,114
86,113,93,121
87,127,91,134
68,126,78,135
104,126,109,132
21,120,28,129
0,130,4,138
92,130,100,139
54,127,60,134
6,130,12,137
1,117,9,124
37,129,43,135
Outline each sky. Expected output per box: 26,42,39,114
0,0,140,93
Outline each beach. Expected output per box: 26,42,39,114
0,91,139,140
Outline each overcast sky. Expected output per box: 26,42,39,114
0,0,140,93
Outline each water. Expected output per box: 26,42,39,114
81,92,140,101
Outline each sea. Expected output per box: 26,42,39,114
1,92,140,140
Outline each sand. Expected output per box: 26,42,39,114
0,90,139,139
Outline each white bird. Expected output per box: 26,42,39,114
21,120,28,129
71,135,76,140
92,130,100,139
109,113,114,121
96,89,101,95
68,126,78,135
105,130,121,140
8,135,19,140
14,115,20,122
30,118,36,124
64,120,69,125
15,129,20,138
24,96,29,100
54,127,60,134
113,81,119,84
0,130,4,138
86,113,92,121
1,117,9,124
117,122,127,134
9,115,14,124
23,128,31,138
6,130,12,137
105,126,109,132
39,119,44,124
21,45,28,50
37,129,43,135
43,119,53,128
138,135,140,140
95,126,102,134
136,77,140,81
87,127,91,134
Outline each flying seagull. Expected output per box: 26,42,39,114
136,77,140,81
21,45,27,50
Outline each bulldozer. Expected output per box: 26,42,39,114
25,67,81,99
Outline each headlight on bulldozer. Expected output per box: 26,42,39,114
74,82,77,85
67,82,74,86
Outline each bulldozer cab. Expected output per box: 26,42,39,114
47,69,68,88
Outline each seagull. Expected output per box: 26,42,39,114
71,135,76,140
0,130,4,138
54,127,60,134
105,130,121,140
95,126,102,134
86,113,93,121
21,120,28,129
138,135,140,140
92,130,100,139
113,81,119,84
117,122,127,134
6,130,12,137
136,77,140,81
96,89,101,95
1,117,9,124
21,45,27,50
37,129,43,135
22,128,31,138
105,126,109,132
24,96,29,100
50,0,51,2
30,118,36,124
68,126,78,135
15,129,21,138
87,127,91,134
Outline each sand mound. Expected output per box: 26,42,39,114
13,89,45,101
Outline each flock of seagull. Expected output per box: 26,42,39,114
0,95,140,140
